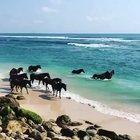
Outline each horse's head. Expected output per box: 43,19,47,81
46,73,51,79
18,67,23,73
81,69,85,73
110,70,115,75
37,65,41,69
62,83,67,91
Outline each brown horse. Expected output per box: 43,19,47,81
30,73,51,84
10,79,31,94
52,83,67,98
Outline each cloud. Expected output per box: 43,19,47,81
42,6,57,13
34,20,44,24
86,15,111,22
86,16,93,22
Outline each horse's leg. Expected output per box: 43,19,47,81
59,91,61,99
38,80,40,85
20,87,23,93
55,91,58,97
25,87,29,94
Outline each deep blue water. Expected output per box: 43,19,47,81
0,33,140,120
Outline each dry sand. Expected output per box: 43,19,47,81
0,81,140,140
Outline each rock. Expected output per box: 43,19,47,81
94,124,101,129
47,131,56,138
97,129,118,140
0,126,3,133
6,120,31,134
41,132,48,139
5,94,16,99
86,129,97,137
56,115,71,127
72,128,79,135
28,119,36,128
69,121,83,126
66,97,71,100
0,133,11,140
85,120,94,125
36,125,46,133
0,96,20,109
18,117,27,123
60,128,75,137
17,95,25,100
42,121,56,133
52,136,71,140
77,130,88,139
118,134,132,140
86,126,97,131
29,129,42,140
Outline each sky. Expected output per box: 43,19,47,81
0,0,140,33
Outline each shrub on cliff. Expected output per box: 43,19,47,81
17,108,42,124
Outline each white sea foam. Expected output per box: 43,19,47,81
31,81,140,123
0,35,137,42
68,43,110,48
0,35,68,40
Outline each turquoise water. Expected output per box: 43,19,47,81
0,34,140,122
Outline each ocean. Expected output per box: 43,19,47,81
0,33,140,123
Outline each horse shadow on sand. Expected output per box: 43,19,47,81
32,89,56,101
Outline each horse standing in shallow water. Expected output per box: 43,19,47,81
30,73,51,84
52,83,67,98
72,69,85,74
43,78,62,91
92,70,115,80
10,79,31,94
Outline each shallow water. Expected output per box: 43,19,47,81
0,33,140,122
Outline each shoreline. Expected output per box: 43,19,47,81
0,81,140,140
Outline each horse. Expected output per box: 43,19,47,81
9,73,28,82
9,67,23,77
72,69,85,74
28,65,41,72
52,83,67,98
92,70,115,80
43,78,62,91
30,73,51,84
10,79,31,94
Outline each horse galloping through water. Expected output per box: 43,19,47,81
92,70,115,80
72,69,85,74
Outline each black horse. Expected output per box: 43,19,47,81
28,65,41,72
92,70,115,80
9,67,23,77
30,73,51,84
52,83,67,98
72,69,85,74
9,73,28,82
10,79,31,94
43,78,62,91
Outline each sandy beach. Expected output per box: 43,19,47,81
0,80,140,140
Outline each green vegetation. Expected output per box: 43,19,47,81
17,108,42,124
